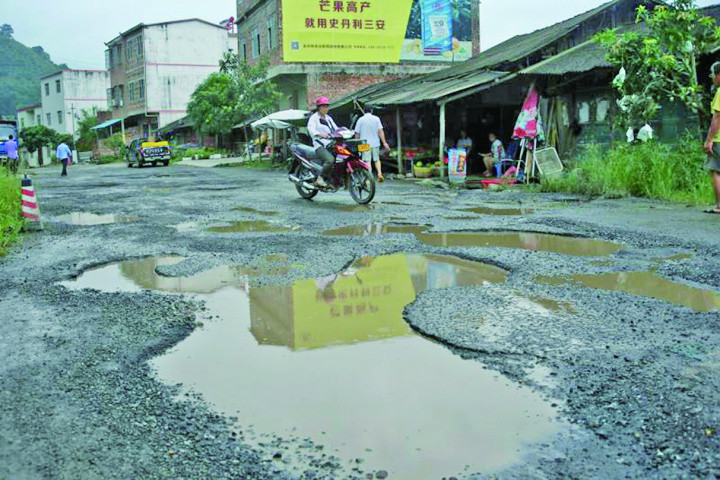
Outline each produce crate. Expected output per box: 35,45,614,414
413,165,433,178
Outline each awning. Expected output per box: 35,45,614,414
91,118,122,131
251,110,311,130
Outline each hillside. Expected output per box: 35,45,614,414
0,26,63,117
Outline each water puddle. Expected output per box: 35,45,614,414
537,271,720,313
339,202,410,213
234,206,280,216
207,220,299,233
63,254,566,479
53,212,140,225
325,223,622,256
458,207,534,216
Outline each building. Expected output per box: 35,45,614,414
14,103,48,167
102,18,236,138
235,0,480,111
39,69,110,137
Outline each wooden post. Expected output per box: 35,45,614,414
396,107,403,174
439,101,446,180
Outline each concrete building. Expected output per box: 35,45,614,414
235,0,479,111
39,70,110,137
14,103,47,167
103,18,236,138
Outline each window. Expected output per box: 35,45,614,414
56,80,61,93
46,113,51,125
126,39,133,60
596,99,610,123
138,80,145,101
267,14,275,50
36,114,41,124
107,88,113,109
577,101,590,125
242,40,247,60
137,37,143,56
114,44,122,65
44,83,49,96
252,28,260,57
20,119,25,128
128,82,134,102
105,49,111,69
57,111,63,124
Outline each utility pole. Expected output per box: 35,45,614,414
68,104,77,143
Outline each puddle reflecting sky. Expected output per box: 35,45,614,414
53,212,140,225
234,206,280,216
207,220,299,233
63,254,565,479
458,207,534,216
324,224,621,257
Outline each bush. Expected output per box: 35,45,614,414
541,132,714,203
183,147,217,159
0,167,23,256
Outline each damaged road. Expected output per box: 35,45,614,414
1,163,719,479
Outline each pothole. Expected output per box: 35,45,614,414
537,271,720,313
52,212,140,225
63,253,567,479
324,223,622,256
207,220,300,233
458,206,534,215
233,206,280,216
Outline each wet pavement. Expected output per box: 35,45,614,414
52,211,140,225
2,163,720,480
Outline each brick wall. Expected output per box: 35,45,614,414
306,72,408,109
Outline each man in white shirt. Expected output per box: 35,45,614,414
456,130,473,151
56,140,73,177
306,96,339,187
354,105,390,182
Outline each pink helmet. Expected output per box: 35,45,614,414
316,96,330,107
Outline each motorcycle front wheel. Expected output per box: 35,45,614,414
348,169,376,205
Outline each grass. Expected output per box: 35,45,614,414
541,132,715,204
0,167,23,256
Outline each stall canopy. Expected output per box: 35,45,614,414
250,110,311,130
90,118,122,131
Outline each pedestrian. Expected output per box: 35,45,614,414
5,134,18,174
704,61,720,214
481,132,505,177
355,105,390,182
56,139,72,177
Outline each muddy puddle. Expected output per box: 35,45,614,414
324,223,622,256
458,206,534,216
339,202,410,213
538,271,720,313
52,212,140,225
207,220,299,233
63,254,566,479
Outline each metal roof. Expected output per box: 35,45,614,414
90,118,122,131
519,40,612,75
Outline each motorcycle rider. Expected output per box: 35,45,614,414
307,96,339,187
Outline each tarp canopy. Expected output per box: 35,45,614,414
250,110,311,130
90,118,122,131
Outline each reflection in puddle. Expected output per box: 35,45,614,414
234,206,280,216
339,202,410,213
459,207,534,216
53,212,140,225
207,220,299,233
63,254,565,479
324,224,622,256
538,271,720,312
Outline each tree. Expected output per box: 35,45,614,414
0,24,13,38
596,0,720,129
75,109,98,151
19,125,58,153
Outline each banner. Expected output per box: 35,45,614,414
448,148,467,184
420,0,453,56
282,0,414,63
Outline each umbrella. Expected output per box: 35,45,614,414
250,110,311,130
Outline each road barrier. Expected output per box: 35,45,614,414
21,175,43,230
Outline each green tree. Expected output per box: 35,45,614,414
75,109,98,151
0,24,13,38
19,125,58,153
596,0,720,128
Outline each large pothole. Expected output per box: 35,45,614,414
62,253,568,479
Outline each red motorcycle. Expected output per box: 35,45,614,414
288,128,376,205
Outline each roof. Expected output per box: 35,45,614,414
519,40,612,75
160,116,193,132
91,118,122,131
107,18,227,45
16,103,42,112
40,68,108,81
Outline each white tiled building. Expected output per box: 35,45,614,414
39,70,110,136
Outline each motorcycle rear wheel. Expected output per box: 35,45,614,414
295,167,319,200
349,169,375,205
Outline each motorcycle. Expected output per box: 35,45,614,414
288,128,376,205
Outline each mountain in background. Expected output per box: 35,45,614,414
0,24,65,117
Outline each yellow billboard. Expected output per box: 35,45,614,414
281,0,414,63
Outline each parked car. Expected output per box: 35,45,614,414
126,137,172,167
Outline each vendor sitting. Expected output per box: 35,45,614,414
482,132,505,177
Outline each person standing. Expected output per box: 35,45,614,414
5,134,18,173
355,105,390,182
56,140,72,177
457,130,473,151
703,62,720,214
307,96,339,188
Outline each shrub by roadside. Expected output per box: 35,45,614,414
542,133,714,203
0,168,23,255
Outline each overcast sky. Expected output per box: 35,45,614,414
3,0,719,69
